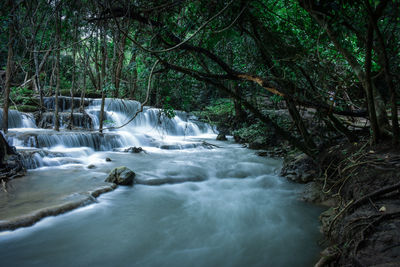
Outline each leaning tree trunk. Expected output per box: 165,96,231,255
285,98,317,151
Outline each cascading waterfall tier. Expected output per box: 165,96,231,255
0,108,37,129
4,97,215,169
7,131,126,151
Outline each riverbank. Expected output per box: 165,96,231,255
279,139,400,266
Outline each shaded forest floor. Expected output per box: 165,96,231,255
282,140,400,266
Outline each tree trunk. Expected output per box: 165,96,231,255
95,29,101,93
286,99,317,151
33,48,44,112
365,22,380,143
114,31,127,99
49,55,55,99
302,5,384,143
297,65,357,142
233,84,245,124
327,113,357,142
162,60,316,157
54,4,61,131
2,3,14,134
370,12,400,144
80,51,89,113
99,23,107,133
129,52,137,99
68,17,78,130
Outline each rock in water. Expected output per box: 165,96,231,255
216,134,227,141
105,166,135,185
0,131,26,181
124,147,144,153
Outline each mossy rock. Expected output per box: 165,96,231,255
105,166,135,185
10,105,39,113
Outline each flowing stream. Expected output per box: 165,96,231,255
0,98,322,266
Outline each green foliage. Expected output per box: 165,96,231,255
232,121,269,144
103,83,116,94
10,105,39,113
264,110,292,129
10,87,33,105
162,96,176,119
201,99,235,123
60,77,72,91
271,95,283,104
2,0,400,150
193,99,235,134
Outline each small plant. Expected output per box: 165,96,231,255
162,96,176,119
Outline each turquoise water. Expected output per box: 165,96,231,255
0,140,322,267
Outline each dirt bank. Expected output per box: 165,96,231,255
282,140,400,266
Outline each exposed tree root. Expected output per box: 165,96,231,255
1,179,7,193
346,182,400,213
314,140,400,265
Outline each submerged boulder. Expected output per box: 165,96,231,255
105,166,135,185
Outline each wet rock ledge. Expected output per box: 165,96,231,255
0,184,116,231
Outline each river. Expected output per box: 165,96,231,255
0,98,322,266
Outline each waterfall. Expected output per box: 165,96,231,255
86,99,212,136
5,97,215,169
0,108,37,128
38,112,94,130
